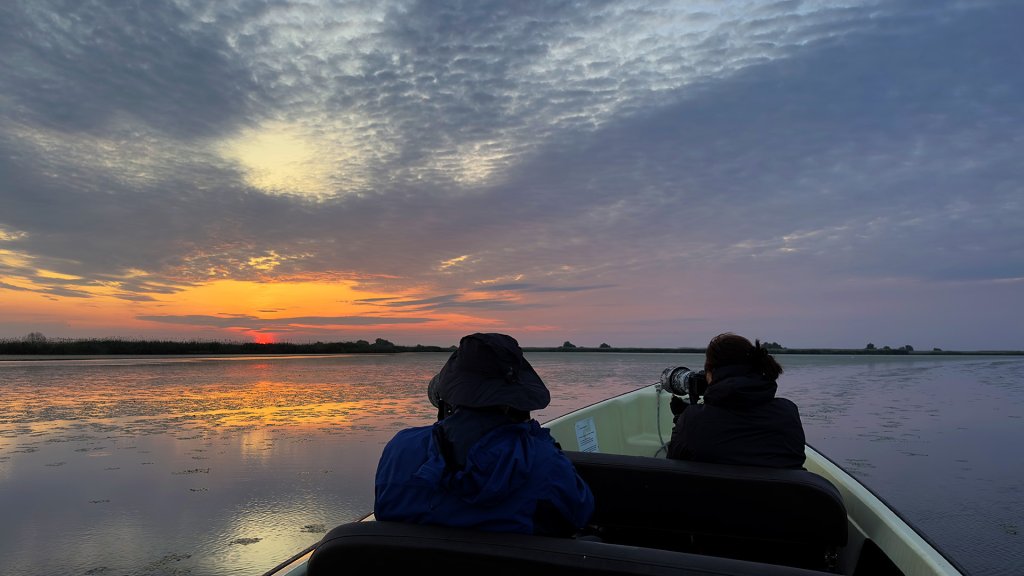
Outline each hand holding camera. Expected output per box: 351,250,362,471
669,395,688,417
660,366,708,422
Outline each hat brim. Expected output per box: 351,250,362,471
437,358,549,411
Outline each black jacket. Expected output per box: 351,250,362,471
666,364,806,469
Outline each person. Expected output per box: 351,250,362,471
666,332,806,469
373,332,595,536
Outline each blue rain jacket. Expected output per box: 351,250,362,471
374,418,594,535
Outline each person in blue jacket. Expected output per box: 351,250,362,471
373,332,595,536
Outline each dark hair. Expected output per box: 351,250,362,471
704,332,783,380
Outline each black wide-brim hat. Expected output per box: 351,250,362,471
429,333,550,412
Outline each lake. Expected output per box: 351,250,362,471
1,352,1021,576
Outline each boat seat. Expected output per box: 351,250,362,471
566,450,848,571
306,520,837,576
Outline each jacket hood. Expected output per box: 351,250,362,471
704,364,779,408
419,417,543,505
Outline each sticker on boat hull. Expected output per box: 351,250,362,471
575,417,599,452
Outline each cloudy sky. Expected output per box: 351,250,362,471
1,0,1021,350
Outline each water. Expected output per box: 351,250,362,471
0,353,1021,576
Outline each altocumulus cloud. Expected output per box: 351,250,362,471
0,0,1022,349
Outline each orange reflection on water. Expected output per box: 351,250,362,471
203,398,383,428
0,375,435,438
168,380,432,432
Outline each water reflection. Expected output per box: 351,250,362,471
0,354,441,576
1,352,1021,576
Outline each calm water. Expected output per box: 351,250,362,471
0,353,1021,576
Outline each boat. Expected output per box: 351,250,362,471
263,376,968,576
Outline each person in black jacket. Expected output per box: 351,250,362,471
666,332,806,469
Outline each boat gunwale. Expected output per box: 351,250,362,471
803,443,969,576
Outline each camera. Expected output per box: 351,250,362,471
658,366,708,398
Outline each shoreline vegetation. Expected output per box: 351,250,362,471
1,336,1022,356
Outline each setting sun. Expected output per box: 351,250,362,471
251,332,277,344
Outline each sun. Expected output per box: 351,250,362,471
252,332,277,345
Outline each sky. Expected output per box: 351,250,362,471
1,0,1022,351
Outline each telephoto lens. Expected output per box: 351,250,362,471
658,367,707,397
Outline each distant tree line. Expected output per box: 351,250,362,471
1,333,1019,356
0,334,450,355
535,339,1019,356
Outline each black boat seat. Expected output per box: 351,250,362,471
566,450,848,571
306,520,838,576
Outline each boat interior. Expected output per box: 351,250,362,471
565,450,850,571
292,385,953,576
307,450,865,575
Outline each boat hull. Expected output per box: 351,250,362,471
265,383,966,576
542,383,965,576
